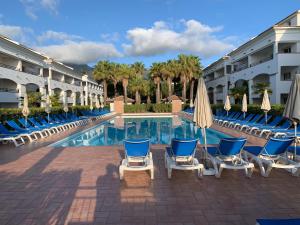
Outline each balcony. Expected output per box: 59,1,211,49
0,62,16,70
232,63,248,73
249,55,273,67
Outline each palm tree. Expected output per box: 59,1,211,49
128,75,144,104
161,60,179,101
177,54,202,103
142,80,153,104
93,60,112,104
230,86,247,104
110,63,121,97
188,56,202,103
150,62,163,103
131,62,145,78
253,82,272,97
117,64,133,104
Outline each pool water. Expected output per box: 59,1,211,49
52,116,231,147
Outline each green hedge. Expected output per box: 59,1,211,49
0,105,93,121
124,104,172,113
211,104,285,115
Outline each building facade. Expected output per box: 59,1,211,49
0,35,103,108
204,10,300,105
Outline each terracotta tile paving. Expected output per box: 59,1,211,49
0,119,299,225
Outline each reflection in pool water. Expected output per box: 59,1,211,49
52,116,231,147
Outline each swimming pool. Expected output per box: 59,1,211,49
52,116,231,147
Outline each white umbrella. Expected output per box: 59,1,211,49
193,77,214,174
63,103,69,118
100,95,104,109
45,95,51,122
283,74,300,158
189,99,194,108
22,92,30,127
224,95,231,116
261,89,271,124
90,96,93,111
95,95,101,109
242,94,247,119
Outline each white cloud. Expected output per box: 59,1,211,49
20,0,60,19
37,30,82,43
0,25,33,42
100,32,120,42
41,0,59,14
36,41,122,64
123,19,234,57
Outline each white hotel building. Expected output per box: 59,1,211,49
0,35,103,108
204,10,300,105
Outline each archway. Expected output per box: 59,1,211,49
252,74,270,104
0,78,18,108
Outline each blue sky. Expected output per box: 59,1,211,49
0,0,299,68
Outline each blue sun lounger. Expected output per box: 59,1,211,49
165,138,203,179
207,137,254,178
256,218,300,225
119,139,154,180
243,137,299,177
248,116,283,135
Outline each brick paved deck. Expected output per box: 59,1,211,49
0,119,299,225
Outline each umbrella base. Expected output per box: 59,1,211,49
203,168,216,176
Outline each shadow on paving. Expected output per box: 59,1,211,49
0,147,82,225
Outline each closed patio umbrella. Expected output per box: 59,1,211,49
224,95,231,116
100,95,104,109
283,74,300,158
95,95,101,109
90,96,93,111
190,99,194,108
193,77,214,175
261,89,271,124
22,92,30,127
242,94,247,119
45,95,51,122
63,97,69,118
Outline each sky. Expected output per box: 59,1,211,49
0,0,299,68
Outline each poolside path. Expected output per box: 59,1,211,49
0,144,300,225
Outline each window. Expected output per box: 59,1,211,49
283,47,291,53
283,72,292,81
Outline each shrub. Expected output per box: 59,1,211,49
211,104,285,116
124,104,171,113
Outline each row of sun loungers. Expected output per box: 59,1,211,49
0,109,114,147
119,137,300,180
214,111,299,140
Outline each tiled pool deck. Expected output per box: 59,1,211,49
0,117,300,225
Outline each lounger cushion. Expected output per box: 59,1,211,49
207,147,218,156
256,219,300,225
244,146,264,156
288,146,300,155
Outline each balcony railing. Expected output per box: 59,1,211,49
23,68,40,76
233,63,248,73
249,55,273,67
0,62,16,70
0,88,18,93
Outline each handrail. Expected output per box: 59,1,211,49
0,62,16,70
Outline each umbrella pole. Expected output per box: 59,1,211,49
202,128,208,168
294,122,297,159
25,116,27,128
265,111,267,125
226,111,228,117
47,113,50,122
243,112,245,119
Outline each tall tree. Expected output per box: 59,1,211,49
93,60,112,104
110,63,121,97
230,86,247,104
161,60,179,101
150,62,163,103
253,82,272,97
188,56,202,103
131,62,145,78
177,54,202,103
128,75,144,104
117,64,133,104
